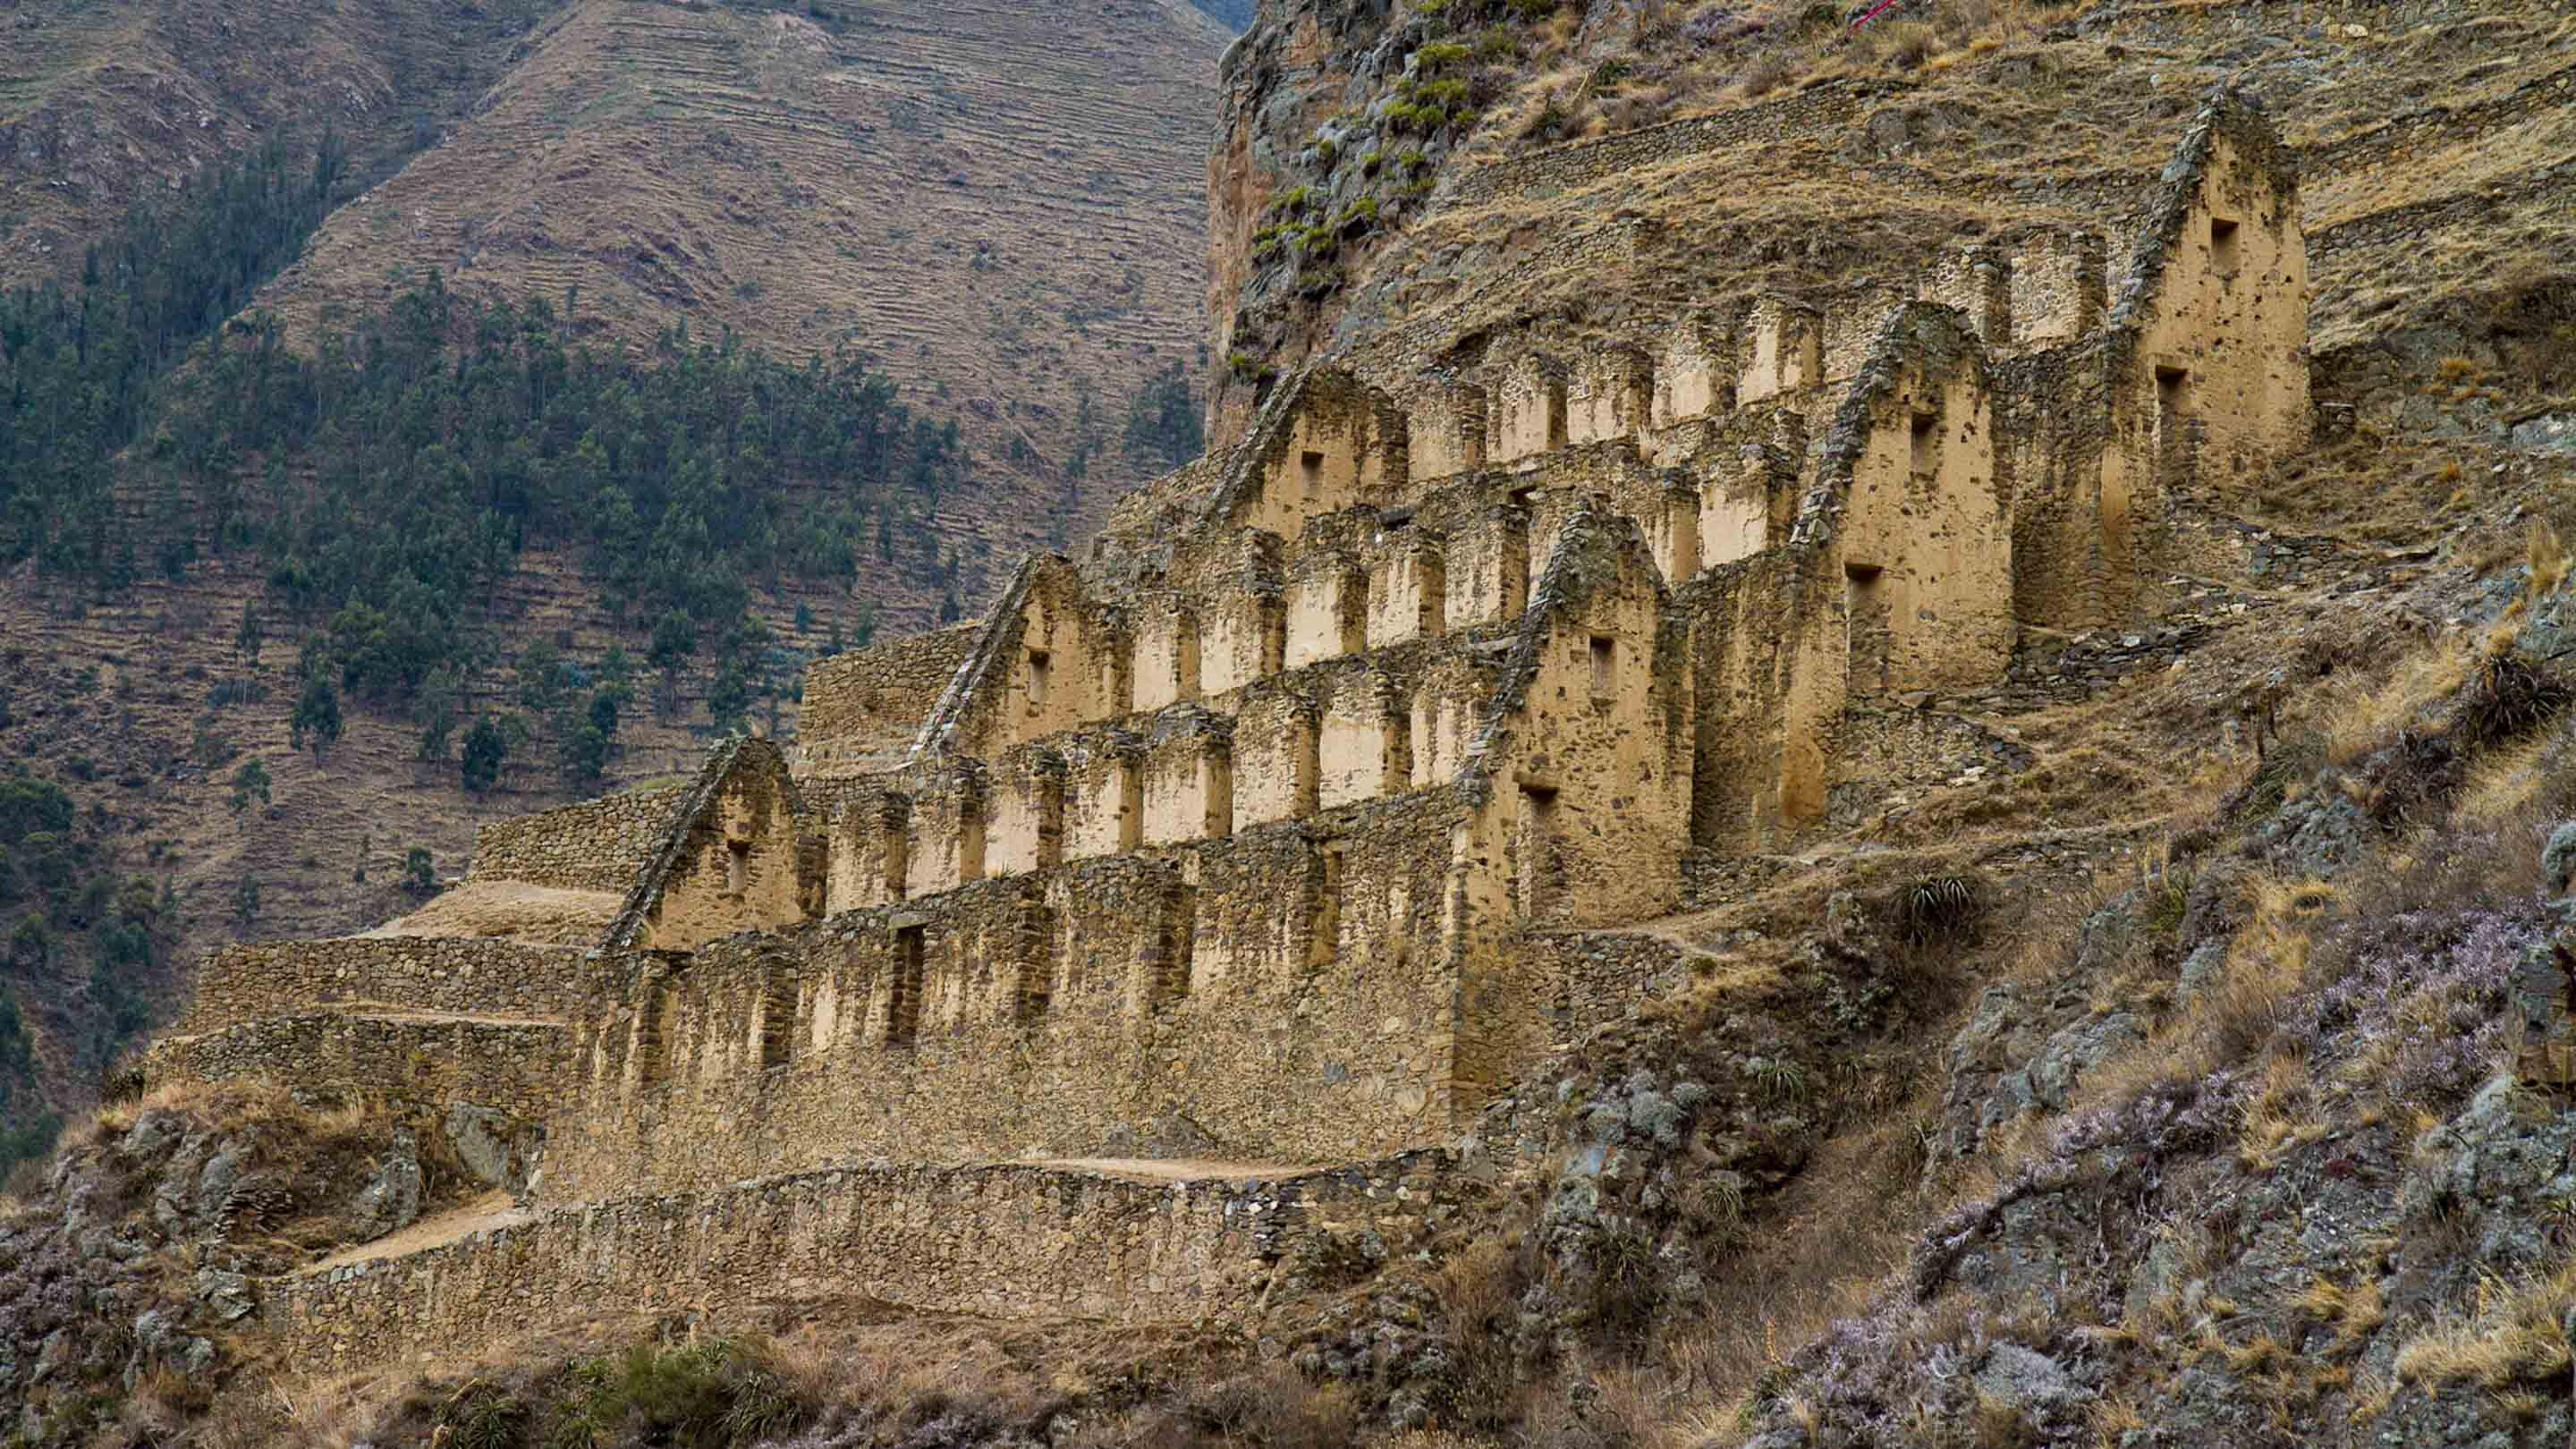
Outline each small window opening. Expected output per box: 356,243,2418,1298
1519,784,1559,918
759,962,797,1070
1311,845,1344,967
1544,382,1570,450
1301,450,1326,498
887,926,925,1046
1910,411,1939,477
1150,886,1198,1007
2209,216,2241,276
1589,634,1617,698
636,980,673,1085
1025,649,1051,708
725,840,750,894
2156,366,2190,433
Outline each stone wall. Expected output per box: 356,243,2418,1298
795,624,981,777
141,1014,573,1120
265,1151,1464,1373
469,789,685,893
178,937,603,1035
547,797,1491,1199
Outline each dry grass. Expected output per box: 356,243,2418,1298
2321,640,2470,767
2234,1048,2326,1174
2394,1258,2576,1389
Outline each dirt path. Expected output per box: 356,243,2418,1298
1021,1157,1326,1184
303,1191,531,1274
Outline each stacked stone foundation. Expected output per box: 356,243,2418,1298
267,1152,1462,1373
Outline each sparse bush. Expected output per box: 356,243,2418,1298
1892,874,1985,949
2459,651,2572,754
436,1380,530,1449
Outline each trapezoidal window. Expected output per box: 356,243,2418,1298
1519,784,1559,919
887,925,925,1046
1309,844,1344,968
1301,450,1327,498
2156,366,2191,456
1148,885,1198,1009
1025,649,1051,709
2209,216,2241,278
636,979,674,1086
1910,411,1940,478
759,962,797,1070
1589,634,1617,699
725,840,750,894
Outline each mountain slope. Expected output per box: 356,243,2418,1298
0,0,564,281
251,0,1230,551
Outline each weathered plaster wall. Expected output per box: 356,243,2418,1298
623,749,816,953
1829,326,2015,696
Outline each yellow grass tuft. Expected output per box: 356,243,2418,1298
2395,1260,2576,1388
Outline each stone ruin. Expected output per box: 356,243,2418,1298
139,91,2311,1369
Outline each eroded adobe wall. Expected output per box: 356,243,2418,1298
2112,119,2309,489
266,1152,1463,1373
142,1015,572,1120
1235,374,1408,538
626,755,814,953
1676,546,1849,851
1830,337,2014,697
550,802,1478,1199
1479,546,1691,931
178,937,601,1035
2079,97,2307,624
795,624,980,777
468,790,685,893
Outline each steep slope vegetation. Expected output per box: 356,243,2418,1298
252,0,1230,552
0,0,564,282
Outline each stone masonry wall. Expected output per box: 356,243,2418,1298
262,1151,1463,1374
796,625,982,777
141,1014,573,1121
470,789,686,893
178,937,603,1036
546,798,1487,1200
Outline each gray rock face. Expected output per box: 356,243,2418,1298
2543,821,2576,896
2509,411,2576,455
1974,1343,2078,1412
444,1106,542,1199
191,1269,254,1324
353,1129,424,1241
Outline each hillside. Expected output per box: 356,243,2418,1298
251,0,1230,553
0,0,564,280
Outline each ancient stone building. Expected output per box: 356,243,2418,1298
142,89,2309,1370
